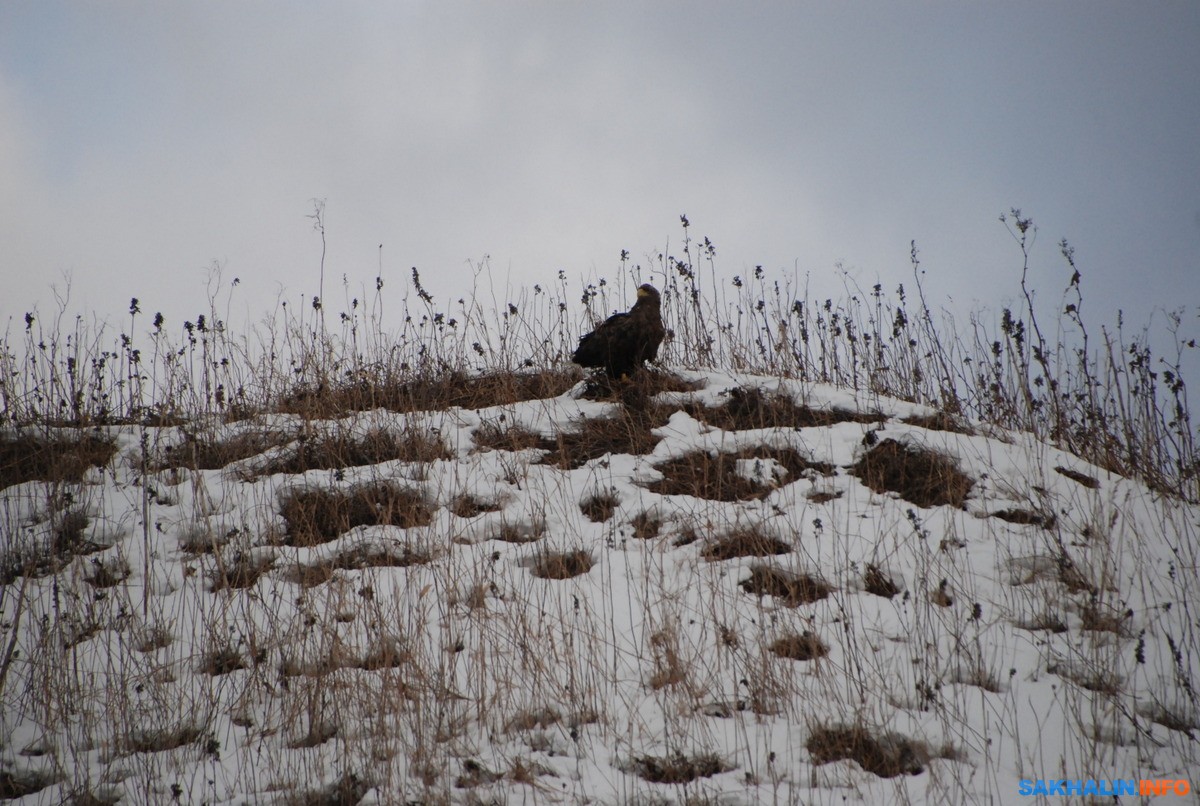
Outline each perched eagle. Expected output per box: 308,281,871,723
571,284,665,378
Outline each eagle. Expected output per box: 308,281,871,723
571,283,665,378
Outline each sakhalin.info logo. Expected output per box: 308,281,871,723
1018,779,1191,797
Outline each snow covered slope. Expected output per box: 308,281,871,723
1,369,1196,804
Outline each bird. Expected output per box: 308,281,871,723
571,283,665,378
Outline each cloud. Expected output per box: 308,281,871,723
0,2,1197,347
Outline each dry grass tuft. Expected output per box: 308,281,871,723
278,368,580,418
1015,612,1070,634
531,549,593,580
0,770,59,800
1054,465,1100,489
851,439,974,508
281,772,371,806
807,489,843,503
157,429,290,472
279,484,432,547
492,520,546,544
647,446,832,501
740,565,832,606
863,564,900,598
0,433,115,489
472,421,553,453
257,429,449,476
1080,602,1131,635
700,528,792,561
539,413,664,470
770,631,829,661
627,752,732,784
288,543,431,587
806,724,929,778
202,645,248,676
1057,554,1098,596
902,410,976,435
209,552,274,591
579,368,704,403
178,525,239,556
992,508,1055,529
674,386,885,431
124,725,209,755
1,510,98,583
85,557,130,588
455,759,502,789
630,511,661,539
450,494,503,518
580,492,619,523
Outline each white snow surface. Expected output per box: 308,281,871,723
1,368,1197,804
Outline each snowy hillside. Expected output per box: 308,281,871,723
1,367,1197,804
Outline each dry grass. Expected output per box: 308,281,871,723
902,410,975,435
157,429,290,472
449,494,503,518
992,508,1055,528
278,484,433,547
578,367,704,403
287,543,432,587
0,433,115,489
863,564,900,598
1,510,97,584
476,413,664,470
1054,465,1100,489
629,511,661,539
851,439,974,508
579,492,619,523
674,385,885,431
540,414,664,470
770,631,829,661
806,724,930,778
209,551,275,592
258,429,450,476
740,565,832,606
530,549,593,580
0,215,1196,803
647,446,833,501
278,368,580,418
626,752,732,784
700,528,792,561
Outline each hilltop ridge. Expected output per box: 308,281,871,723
1,366,1196,804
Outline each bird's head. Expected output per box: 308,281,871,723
636,284,660,304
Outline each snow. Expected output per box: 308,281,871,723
1,369,1196,804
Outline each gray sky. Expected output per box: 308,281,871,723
2,2,1198,351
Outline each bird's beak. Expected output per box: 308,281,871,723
637,287,649,298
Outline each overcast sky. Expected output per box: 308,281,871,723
2,3,1198,352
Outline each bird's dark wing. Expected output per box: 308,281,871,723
571,312,629,368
